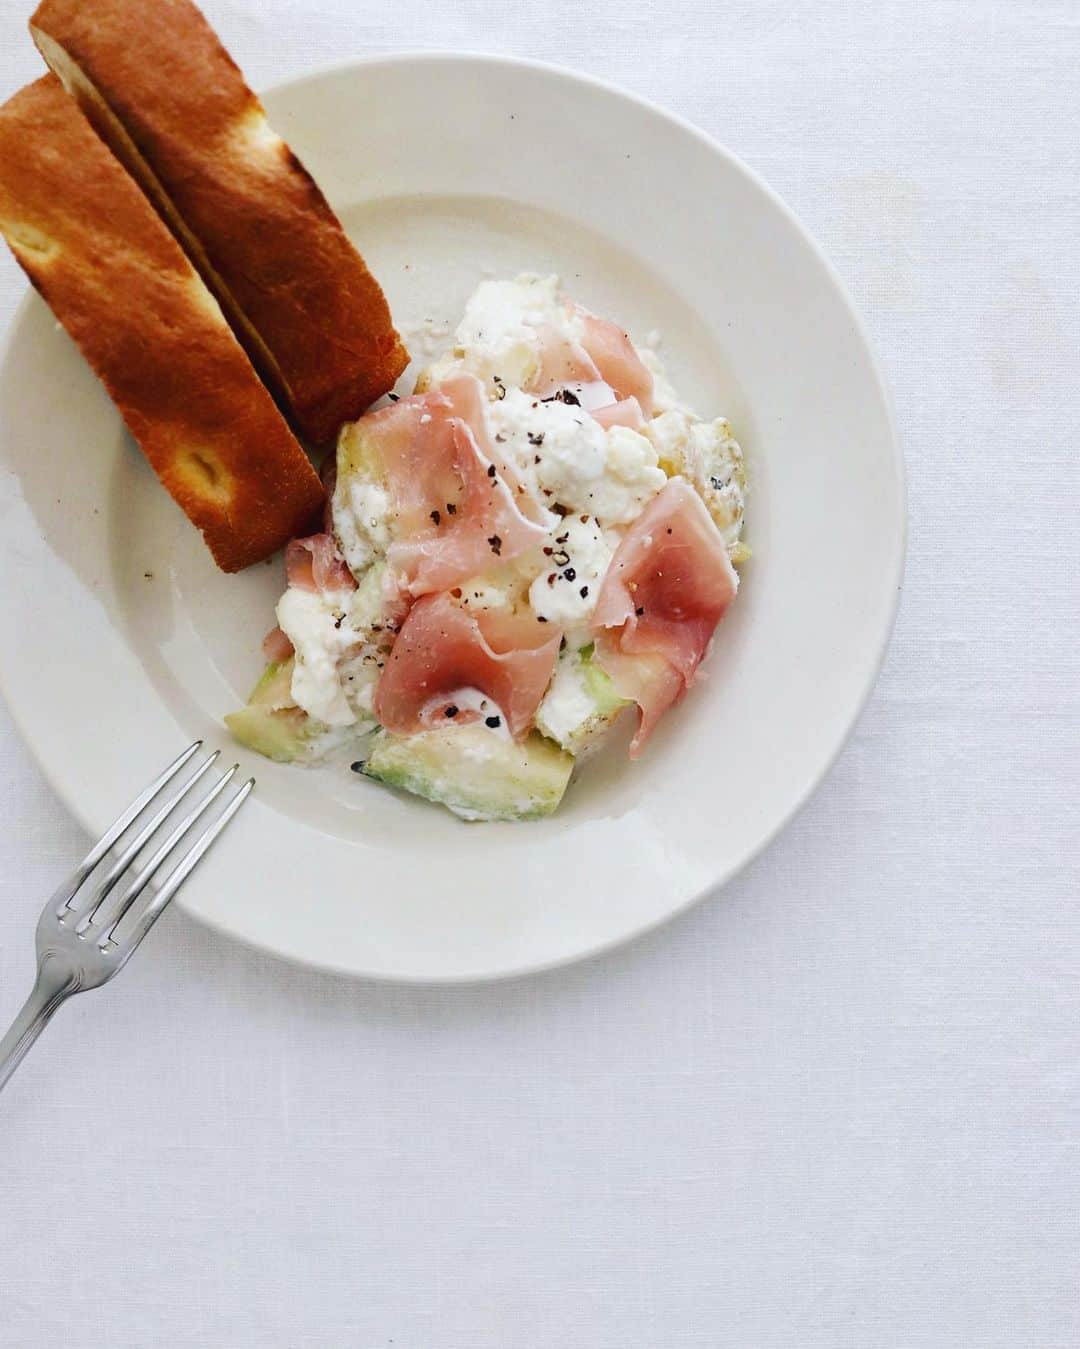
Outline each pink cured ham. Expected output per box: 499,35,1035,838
285,533,356,595
374,593,561,739
591,646,683,754
358,376,547,597
262,625,295,663
525,307,654,419
590,397,645,431
577,311,654,417
530,322,602,394
592,478,738,756
438,375,547,526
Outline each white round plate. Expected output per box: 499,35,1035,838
0,55,903,982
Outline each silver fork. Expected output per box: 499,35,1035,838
0,742,254,1095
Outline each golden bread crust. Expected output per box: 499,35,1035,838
31,0,409,443
0,76,325,573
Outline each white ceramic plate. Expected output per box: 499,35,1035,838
0,54,903,982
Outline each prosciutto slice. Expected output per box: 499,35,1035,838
374,593,561,739
358,376,547,596
524,307,654,419
285,533,356,595
592,478,738,756
529,322,603,394
438,374,548,526
590,397,645,431
578,311,655,417
262,625,295,663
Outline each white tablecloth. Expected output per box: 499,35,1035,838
1,3,1077,1345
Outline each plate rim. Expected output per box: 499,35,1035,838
0,50,906,983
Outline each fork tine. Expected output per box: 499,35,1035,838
117,778,255,954
98,766,241,942
55,741,204,914
72,750,222,929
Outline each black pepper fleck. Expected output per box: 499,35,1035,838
580,585,589,598
350,761,367,773
636,606,645,616
445,705,459,718
487,463,497,478
488,535,502,556
446,502,457,515
485,715,502,729
430,509,441,526
564,567,577,582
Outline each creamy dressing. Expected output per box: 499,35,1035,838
275,568,390,728
488,389,665,526
426,273,577,393
276,587,360,727
422,687,512,741
534,652,597,747
527,514,614,645
644,409,746,551
333,476,392,577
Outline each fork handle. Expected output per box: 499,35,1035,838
0,959,77,1095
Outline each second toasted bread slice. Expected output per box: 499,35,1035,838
0,76,325,573
31,0,409,445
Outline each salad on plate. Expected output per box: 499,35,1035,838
228,274,748,821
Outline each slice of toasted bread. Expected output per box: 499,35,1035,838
0,76,325,573
30,0,409,445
